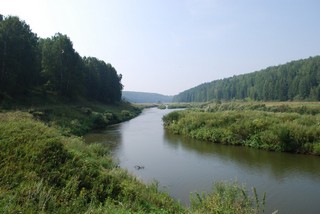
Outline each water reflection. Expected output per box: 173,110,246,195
164,131,320,182
84,124,122,154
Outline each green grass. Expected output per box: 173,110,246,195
204,101,320,115
157,104,167,110
190,181,267,214
167,103,193,109
0,112,184,213
8,101,141,136
0,93,142,136
163,102,320,155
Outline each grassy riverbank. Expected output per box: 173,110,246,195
0,111,184,213
163,101,320,155
0,101,267,213
1,98,142,136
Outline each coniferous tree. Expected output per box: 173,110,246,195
83,57,122,103
0,16,39,96
39,33,84,98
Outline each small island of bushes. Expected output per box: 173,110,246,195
163,101,320,155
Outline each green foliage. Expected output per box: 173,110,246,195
157,104,167,109
0,112,184,213
39,33,84,98
163,103,320,154
204,101,320,115
0,16,39,96
82,57,123,103
0,15,123,105
313,143,320,155
91,113,108,129
25,101,141,136
173,56,320,102
162,111,183,129
167,103,193,109
190,181,267,214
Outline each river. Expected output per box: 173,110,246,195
84,108,320,213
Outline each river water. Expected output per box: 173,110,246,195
84,108,320,213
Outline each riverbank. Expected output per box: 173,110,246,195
163,101,320,155
1,98,142,136
0,102,266,213
0,111,185,213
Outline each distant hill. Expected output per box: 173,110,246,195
173,56,320,102
122,91,173,103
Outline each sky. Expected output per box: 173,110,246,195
1,0,320,95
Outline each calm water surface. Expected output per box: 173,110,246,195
84,108,320,213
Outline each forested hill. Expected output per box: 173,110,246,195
122,91,173,103
173,56,320,102
0,15,122,104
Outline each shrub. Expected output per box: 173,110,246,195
157,104,166,110
91,113,108,129
164,109,320,154
162,111,183,126
313,143,320,155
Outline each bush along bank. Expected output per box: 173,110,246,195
21,102,141,136
163,110,320,155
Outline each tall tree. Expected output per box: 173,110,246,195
83,57,122,103
0,16,39,96
39,33,83,97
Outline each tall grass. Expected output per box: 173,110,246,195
205,101,320,115
190,181,268,214
163,107,320,154
0,112,183,213
26,102,141,136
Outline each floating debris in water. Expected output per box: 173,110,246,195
134,165,145,170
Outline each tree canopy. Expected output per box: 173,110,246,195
173,56,320,102
0,16,39,96
0,15,122,104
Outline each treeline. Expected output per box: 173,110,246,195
0,15,122,103
173,56,320,102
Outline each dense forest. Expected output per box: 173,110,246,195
0,15,122,104
173,56,320,102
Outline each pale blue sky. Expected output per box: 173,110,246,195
1,0,320,95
